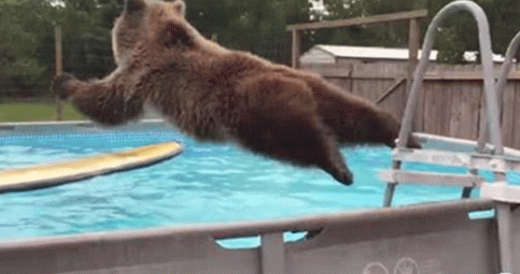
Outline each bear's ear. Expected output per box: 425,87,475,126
125,0,145,13
171,0,186,17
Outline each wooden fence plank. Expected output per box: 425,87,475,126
513,84,520,149
326,78,352,93
375,78,406,104
501,82,516,147
413,81,427,133
449,82,481,140
424,81,443,135
441,83,454,137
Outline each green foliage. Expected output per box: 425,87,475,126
0,0,120,97
186,0,311,63
312,0,520,64
0,0,52,94
2,0,520,99
305,0,424,53
425,0,520,63
435,27,466,64
480,0,520,57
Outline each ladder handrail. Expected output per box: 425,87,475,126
387,4,519,271
396,0,503,155
477,31,520,152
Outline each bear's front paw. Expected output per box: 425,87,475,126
333,169,354,186
324,167,354,186
51,73,76,100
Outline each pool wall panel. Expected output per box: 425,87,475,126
0,199,500,274
286,215,499,274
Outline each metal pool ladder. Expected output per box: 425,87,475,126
379,1,520,273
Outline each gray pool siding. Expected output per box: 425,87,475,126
0,199,500,274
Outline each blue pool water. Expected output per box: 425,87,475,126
0,126,500,243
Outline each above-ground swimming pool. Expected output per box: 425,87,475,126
2,2,518,272
0,121,496,244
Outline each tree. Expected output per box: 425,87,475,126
420,0,520,63
435,27,466,64
311,0,424,49
0,0,54,96
475,0,520,57
311,0,520,64
185,0,311,64
0,0,119,97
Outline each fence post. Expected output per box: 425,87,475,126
291,29,301,69
55,25,63,121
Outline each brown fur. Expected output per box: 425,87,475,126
52,0,417,185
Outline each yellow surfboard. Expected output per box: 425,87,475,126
0,142,183,193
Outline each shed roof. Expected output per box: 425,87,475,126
301,44,505,63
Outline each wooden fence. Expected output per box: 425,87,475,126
302,62,520,150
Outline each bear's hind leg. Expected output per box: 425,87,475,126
236,75,354,185
236,110,354,185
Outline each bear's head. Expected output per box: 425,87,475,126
111,0,198,66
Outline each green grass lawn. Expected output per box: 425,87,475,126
0,98,85,122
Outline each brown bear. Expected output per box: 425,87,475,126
53,0,417,186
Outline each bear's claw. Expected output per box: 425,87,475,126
325,168,354,186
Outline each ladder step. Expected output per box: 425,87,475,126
394,149,471,167
393,149,520,172
481,182,520,203
380,170,485,187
